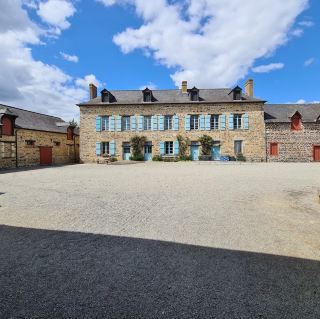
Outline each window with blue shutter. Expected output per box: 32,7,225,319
110,116,115,131
96,142,101,156
160,142,165,155
173,115,179,131
110,141,116,156
220,114,226,130
185,115,190,131
229,114,234,130
116,116,122,131
159,115,164,131
131,116,136,131
205,115,211,130
174,141,179,155
152,115,158,131
200,115,205,130
243,113,249,129
96,116,101,132
138,116,143,131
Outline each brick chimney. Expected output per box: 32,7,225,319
89,83,97,100
181,81,188,94
244,79,254,97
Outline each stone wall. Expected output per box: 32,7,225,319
80,102,266,163
266,122,320,162
0,135,16,169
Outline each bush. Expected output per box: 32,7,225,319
152,155,163,161
236,153,246,162
177,135,190,157
110,157,118,162
179,155,192,161
163,156,179,162
130,135,147,159
199,135,214,156
199,155,212,161
130,154,145,161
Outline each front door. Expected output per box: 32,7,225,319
191,145,199,161
314,146,320,161
212,145,221,161
123,145,131,160
144,143,152,161
40,147,52,165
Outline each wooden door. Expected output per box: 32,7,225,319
313,146,320,162
40,147,52,165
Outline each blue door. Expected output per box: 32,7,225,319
212,145,221,161
144,143,152,161
123,145,131,160
191,145,199,161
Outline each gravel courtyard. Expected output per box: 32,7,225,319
0,162,320,318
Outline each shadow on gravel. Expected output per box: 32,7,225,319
0,164,79,174
0,225,319,319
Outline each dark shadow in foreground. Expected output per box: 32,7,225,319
0,225,319,319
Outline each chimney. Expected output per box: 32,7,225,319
244,79,254,97
89,83,97,100
181,81,188,94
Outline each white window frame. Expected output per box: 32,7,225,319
144,116,152,131
122,116,131,131
234,114,243,130
101,116,110,131
190,115,199,130
102,142,110,155
164,141,174,155
210,115,220,130
164,115,173,130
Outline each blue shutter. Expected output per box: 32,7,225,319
220,114,226,130
152,116,158,131
174,141,179,156
173,115,179,131
159,115,164,131
131,116,136,131
205,115,211,130
200,115,205,130
116,116,122,132
185,115,190,131
138,116,143,131
96,116,101,132
96,142,101,156
160,142,165,155
109,116,115,131
243,113,249,129
110,141,116,156
229,114,234,130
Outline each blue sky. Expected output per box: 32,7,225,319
0,0,319,119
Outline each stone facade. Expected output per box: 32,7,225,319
80,102,266,163
266,122,320,162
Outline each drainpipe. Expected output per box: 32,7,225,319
15,128,18,168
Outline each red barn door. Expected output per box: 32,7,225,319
40,147,52,165
314,146,320,162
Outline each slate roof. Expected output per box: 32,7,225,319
264,104,320,123
0,104,78,134
78,88,264,105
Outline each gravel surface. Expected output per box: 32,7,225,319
0,162,320,318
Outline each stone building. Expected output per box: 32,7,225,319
78,80,267,163
0,104,79,169
264,104,320,162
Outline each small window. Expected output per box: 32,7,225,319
67,127,74,140
102,92,109,103
164,115,173,130
210,115,220,130
270,143,278,156
164,141,174,155
101,116,110,131
143,91,152,102
234,140,243,155
0,142,15,159
190,115,199,130
102,142,110,155
54,141,61,147
144,116,152,131
291,113,302,131
234,114,243,129
26,140,35,146
122,116,131,131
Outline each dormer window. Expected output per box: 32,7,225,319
1,115,14,136
143,88,153,102
291,112,302,131
101,89,110,103
190,87,199,101
231,86,242,101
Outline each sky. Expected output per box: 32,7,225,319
0,0,319,120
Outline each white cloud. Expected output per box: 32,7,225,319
295,99,320,104
75,74,102,90
304,57,315,67
252,63,284,73
60,51,79,63
0,0,99,120
37,0,76,32
96,0,118,6
299,20,314,27
106,0,308,88
139,82,157,90
291,28,304,37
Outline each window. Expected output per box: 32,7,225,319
190,115,199,130
101,92,109,103
164,115,173,130
102,142,110,155
210,115,220,130
26,140,35,147
234,140,243,155
164,141,174,155
234,114,243,129
54,141,61,147
190,87,199,101
144,116,152,131
122,116,131,131
291,113,302,131
143,90,152,102
270,143,278,156
0,142,15,158
67,127,74,140
101,116,110,131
